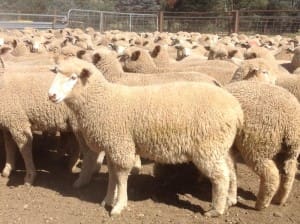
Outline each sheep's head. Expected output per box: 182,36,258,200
231,61,276,84
48,57,92,103
175,45,191,60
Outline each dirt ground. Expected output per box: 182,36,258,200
0,142,299,224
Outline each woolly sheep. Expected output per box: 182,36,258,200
230,58,289,84
0,68,97,186
78,48,221,86
226,81,300,209
122,48,238,85
48,57,243,217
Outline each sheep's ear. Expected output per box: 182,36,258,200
143,41,149,46
228,49,238,58
131,50,140,61
151,45,160,58
0,47,12,55
77,50,86,59
204,45,210,51
49,65,58,73
92,53,101,64
12,39,18,48
80,68,91,79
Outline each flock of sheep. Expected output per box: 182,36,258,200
0,27,300,218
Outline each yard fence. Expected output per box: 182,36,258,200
0,9,299,35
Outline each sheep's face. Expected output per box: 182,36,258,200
244,67,276,84
48,67,79,103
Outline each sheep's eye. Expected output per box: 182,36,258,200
70,75,77,80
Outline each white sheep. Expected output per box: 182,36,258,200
226,81,300,210
48,57,243,217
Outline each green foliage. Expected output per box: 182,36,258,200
0,0,117,14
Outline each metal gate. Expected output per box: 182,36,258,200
0,12,67,29
67,9,158,32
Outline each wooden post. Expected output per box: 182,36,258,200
233,10,239,33
158,11,164,32
53,9,57,29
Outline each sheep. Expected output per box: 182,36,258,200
77,48,222,86
0,67,98,186
226,81,300,210
48,56,243,217
122,48,238,85
291,47,300,72
230,58,289,84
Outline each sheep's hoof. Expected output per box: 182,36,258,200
2,170,10,178
24,173,36,186
73,177,90,189
204,209,222,217
71,166,82,174
272,193,286,205
2,166,12,177
227,197,237,207
130,166,141,175
255,201,268,210
110,204,126,216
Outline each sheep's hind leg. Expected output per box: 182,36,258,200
73,150,100,188
273,158,298,205
195,158,230,217
2,131,17,178
254,159,280,210
226,153,237,207
12,127,36,185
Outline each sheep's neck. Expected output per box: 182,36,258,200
97,58,124,82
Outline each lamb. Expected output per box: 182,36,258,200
122,48,238,85
48,57,243,217
226,81,300,210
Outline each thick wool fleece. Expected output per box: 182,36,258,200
52,57,243,217
123,48,237,85
226,81,300,210
85,49,221,86
0,71,86,185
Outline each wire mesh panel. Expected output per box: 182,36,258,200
67,9,158,32
162,11,234,35
0,12,67,29
239,10,300,35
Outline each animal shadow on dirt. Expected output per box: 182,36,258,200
0,137,257,214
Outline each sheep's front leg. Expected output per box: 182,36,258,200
101,157,118,207
110,167,130,216
2,131,17,178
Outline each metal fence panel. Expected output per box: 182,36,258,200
238,10,300,35
67,9,158,32
162,11,234,35
0,12,67,29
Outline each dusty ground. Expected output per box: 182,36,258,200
0,142,299,224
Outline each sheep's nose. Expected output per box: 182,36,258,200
48,93,56,101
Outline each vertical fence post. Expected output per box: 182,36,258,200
52,9,57,29
129,13,132,32
99,11,103,33
233,10,240,33
158,11,164,32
